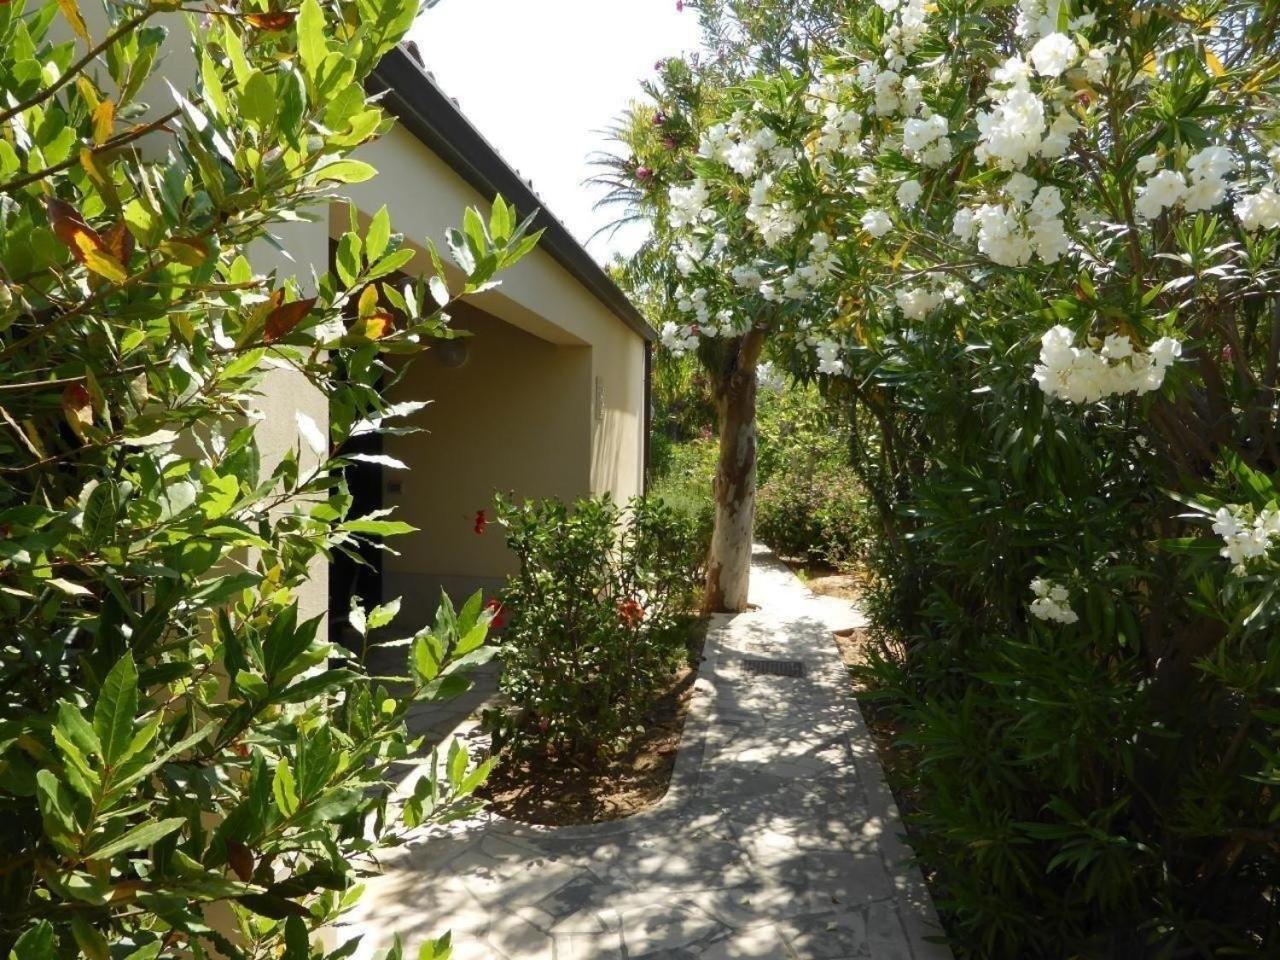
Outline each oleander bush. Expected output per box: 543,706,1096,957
610,0,1280,954
0,0,538,955
488,494,703,762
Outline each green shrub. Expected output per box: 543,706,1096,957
0,0,538,953
648,436,717,552
852,314,1280,957
756,460,867,567
490,494,703,762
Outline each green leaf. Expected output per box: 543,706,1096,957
446,738,467,789
365,205,391,264
336,232,362,286
454,621,486,657
366,598,400,631
241,70,276,130
313,159,377,184
56,699,101,759
417,934,452,960
35,770,79,855
85,817,184,860
10,921,56,960
70,915,109,960
94,652,139,766
199,474,241,520
296,0,327,78
273,758,300,817
342,518,417,536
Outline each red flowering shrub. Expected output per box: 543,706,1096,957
487,494,703,760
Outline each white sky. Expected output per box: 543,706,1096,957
409,0,703,264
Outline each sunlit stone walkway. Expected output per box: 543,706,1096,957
343,545,951,959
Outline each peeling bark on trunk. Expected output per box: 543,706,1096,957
704,331,765,613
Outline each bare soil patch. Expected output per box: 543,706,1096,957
478,663,699,826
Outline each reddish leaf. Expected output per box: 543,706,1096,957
61,383,93,441
47,198,99,259
244,11,295,29
102,223,135,269
226,841,255,883
264,297,316,343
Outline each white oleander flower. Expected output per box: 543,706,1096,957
1029,577,1079,624
1134,169,1187,220
1212,505,1280,572
668,180,710,229
1235,186,1280,231
897,179,924,208
1029,32,1077,78
862,208,894,238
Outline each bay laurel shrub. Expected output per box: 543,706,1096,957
489,494,703,762
0,0,538,954
612,0,1280,954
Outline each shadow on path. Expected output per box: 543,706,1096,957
340,545,952,960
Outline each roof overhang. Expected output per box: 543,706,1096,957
368,46,656,343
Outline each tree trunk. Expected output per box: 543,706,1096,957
704,331,765,613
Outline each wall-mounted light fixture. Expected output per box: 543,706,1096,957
434,338,470,369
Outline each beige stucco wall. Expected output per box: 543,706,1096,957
380,302,593,624
338,124,648,619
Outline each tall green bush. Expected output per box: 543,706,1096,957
611,0,1280,953
489,494,703,762
0,1,537,955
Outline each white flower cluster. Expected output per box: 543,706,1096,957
700,114,794,176
746,173,801,247
1235,185,1280,231
815,102,864,160
813,337,846,375
1029,577,1078,624
1212,505,1280,573
976,51,1078,170
659,321,699,356
897,179,923,208
895,284,944,320
1016,0,1097,41
757,361,786,394
862,208,893,238
1133,146,1233,220
1033,326,1182,404
901,114,951,167
668,179,710,229
876,0,930,63
953,180,1068,266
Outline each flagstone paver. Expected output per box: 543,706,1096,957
342,545,952,959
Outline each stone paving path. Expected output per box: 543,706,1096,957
343,546,952,959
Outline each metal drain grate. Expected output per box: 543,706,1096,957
742,658,805,678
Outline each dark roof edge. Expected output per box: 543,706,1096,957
368,46,655,342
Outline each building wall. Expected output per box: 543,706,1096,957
379,302,593,626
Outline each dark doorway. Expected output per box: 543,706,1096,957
328,424,384,649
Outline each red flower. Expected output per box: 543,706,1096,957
652,111,668,127
474,509,487,535
485,597,508,629
636,165,654,182
676,0,683,11
619,597,644,628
